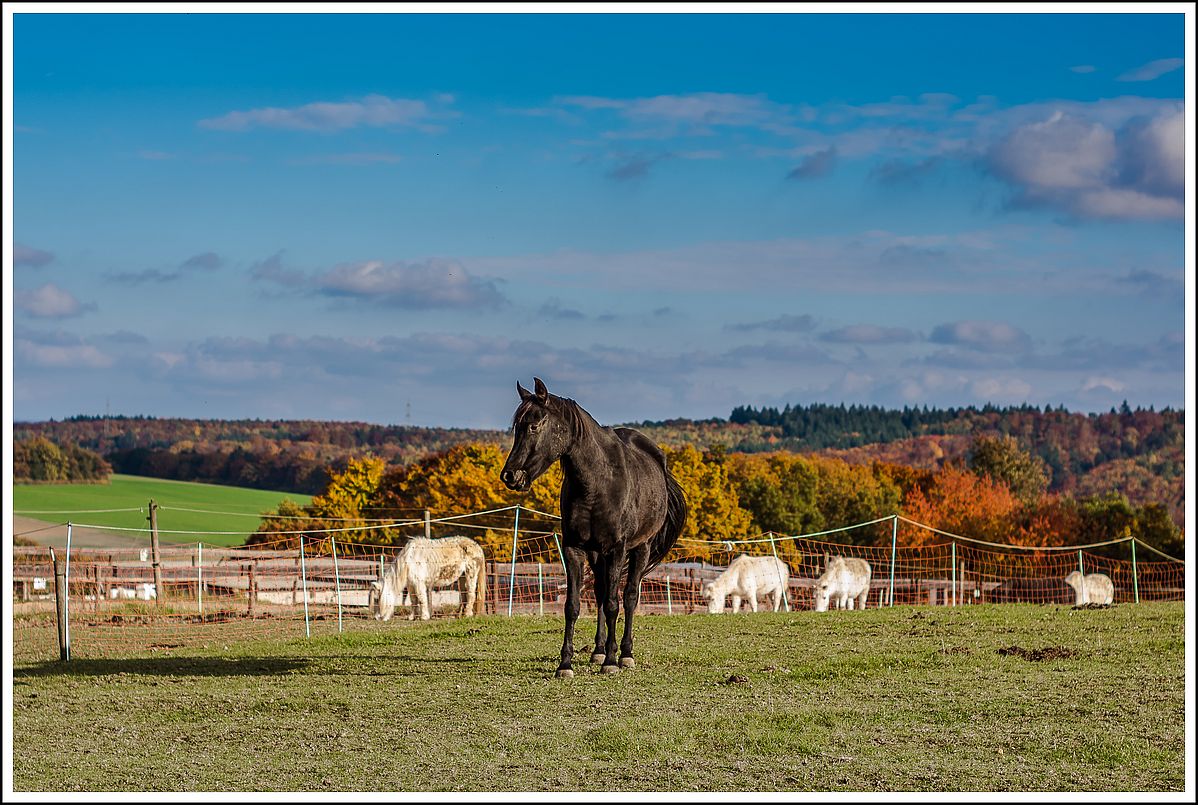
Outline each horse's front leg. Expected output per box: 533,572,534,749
590,551,607,664
618,545,650,669
600,544,627,674
557,546,587,679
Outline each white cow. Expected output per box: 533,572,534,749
369,536,487,621
813,556,872,612
1063,571,1114,606
702,554,790,614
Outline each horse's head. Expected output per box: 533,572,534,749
369,579,396,621
702,581,725,614
813,580,832,612
501,377,572,492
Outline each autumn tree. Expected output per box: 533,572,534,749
901,464,1020,546
968,434,1050,503
662,444,755,562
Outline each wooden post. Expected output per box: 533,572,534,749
424,510,431,539
247,563,257,618
148,500,164,606
51,548,69,661
300,535,310,638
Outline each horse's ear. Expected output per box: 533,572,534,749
533,377,549,402
517,381,534,402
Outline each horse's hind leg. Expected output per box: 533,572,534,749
590,551,607,664
617,544,650,670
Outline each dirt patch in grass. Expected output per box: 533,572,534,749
1071,603,1113,611
996,645,1078,662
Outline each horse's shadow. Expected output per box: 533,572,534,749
13,655,309,679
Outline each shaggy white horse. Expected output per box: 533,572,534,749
702,554,790,614
813,556,872,612
1063,570,1114,605
369,536,487,621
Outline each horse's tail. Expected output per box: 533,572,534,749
473,552,487,616
646,467,688,573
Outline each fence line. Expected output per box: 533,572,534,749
11,505,1185,661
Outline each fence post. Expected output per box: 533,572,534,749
951,542,957,607
424,510,431,539
888,515,898,607
1077,550,1085,577
51,547,68,661
767,532,790,612
1131,539,1140,604
507,506,521,616
247,563,258,618
552,532,566,573
666,575,672,615
299,535,310,638
332,537,343,634
537,562,544,616
197,542,203,615
148,500,164,606
64,523,73,658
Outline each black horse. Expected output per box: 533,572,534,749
501,377,687,678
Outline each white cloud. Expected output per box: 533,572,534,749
199,94,444,133
314,259,508,309
929,320,1032,354
16,339,112,369
1117,58,1183,82
986,105,1184,220
1081,376,1126,393
15,284,92,318
14,243,54,268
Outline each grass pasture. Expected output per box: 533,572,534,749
10,602,1185,792
13,475,312,546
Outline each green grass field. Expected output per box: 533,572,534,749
10,603,1185,792
13,474,311,546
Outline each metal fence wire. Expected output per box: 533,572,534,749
11,509,1184,660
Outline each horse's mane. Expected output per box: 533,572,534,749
511,393,592,442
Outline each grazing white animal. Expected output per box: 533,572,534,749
702,554,790,614
1063,571,1114,605
369,536,487,621
813,556,872,612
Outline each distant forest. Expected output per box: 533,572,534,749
14,401,1185,526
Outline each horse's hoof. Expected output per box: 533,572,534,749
619,656,635,669
601,664,621,675
555,668,574,680
590,653,606,665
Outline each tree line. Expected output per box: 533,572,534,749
249,435,1182,561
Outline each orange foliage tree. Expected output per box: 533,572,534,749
900,464,1020,546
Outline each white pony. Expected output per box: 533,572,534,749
1063,571,1114,606
702,554,790,614
369,536,487,621
813,556,872,612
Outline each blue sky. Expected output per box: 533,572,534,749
8,10,1189,428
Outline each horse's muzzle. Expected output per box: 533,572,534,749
501,468,529,491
